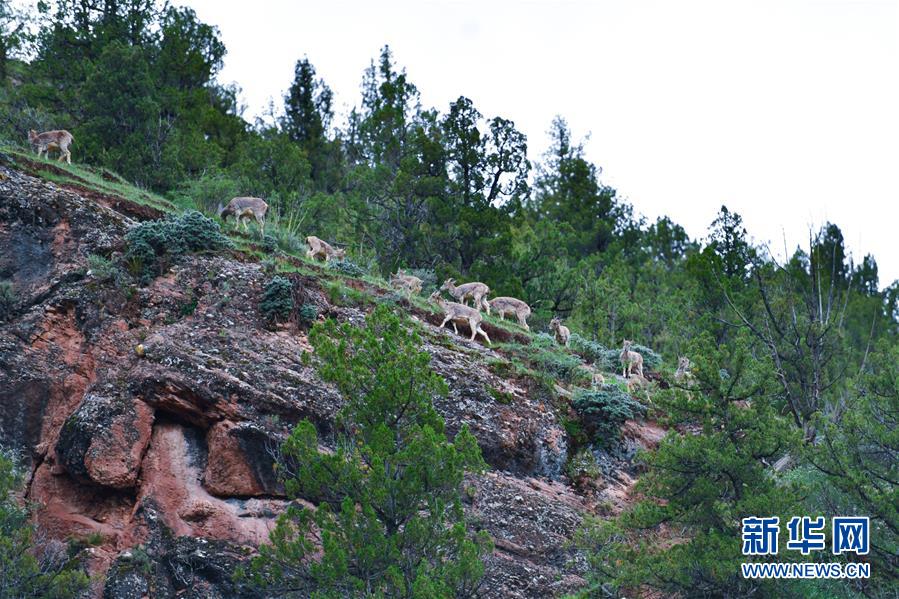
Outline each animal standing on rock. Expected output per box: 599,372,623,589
549,317,570,347
620,339,644,378
28,129,74,164
440,278,490,313
488,297,531,330
428,291,491,344
305,235,346,262
390,270,423,298
218,196,268,235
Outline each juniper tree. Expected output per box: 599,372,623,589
246,306,490,598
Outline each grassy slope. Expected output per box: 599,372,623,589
0,145,646,398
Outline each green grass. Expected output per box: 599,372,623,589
1,146,174,212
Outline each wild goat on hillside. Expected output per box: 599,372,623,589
390,270,423,298
488,297,531,330
305,236,346,262
218,197,268,235
439,279,490,313
29,129,74,164
549,317,570,347
428,291,491,344
620,339,644,378
674,356,692,383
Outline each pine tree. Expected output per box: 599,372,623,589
245,306,491,598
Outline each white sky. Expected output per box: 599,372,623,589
31,0,899,284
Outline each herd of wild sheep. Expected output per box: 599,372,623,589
28,129,692,388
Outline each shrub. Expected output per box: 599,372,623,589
565,448,603,489
0,281,14,321
87,253,121,283
568,333,607,362
328,258,366,278
298,303,318,323
531,332,557,348
572,386,647,445
123,210,232,283
259,276,294,322
260,234,278,253
0,448,91,597
533,348,589,384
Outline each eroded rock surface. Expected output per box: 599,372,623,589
0,164,644,597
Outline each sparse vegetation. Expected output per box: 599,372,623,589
123,210,232,283
327,258,366,278
259,276,294,323
0,280,14,321
571,386,646,445
0,448,91,598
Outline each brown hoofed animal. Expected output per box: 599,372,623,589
488,297,531,331
674,356,692,383
218,197,268,235
626,373,652,402
305,236,346,262
591,367,605,389
29,129,74,164
439,279,490,313
390,270,423,298
429,291,491,344
620,339,644,378
549,317,570,347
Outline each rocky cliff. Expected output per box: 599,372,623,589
0,159,658,598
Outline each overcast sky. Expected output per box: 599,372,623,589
169,2,897,285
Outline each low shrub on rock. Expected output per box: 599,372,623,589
124,210,232,283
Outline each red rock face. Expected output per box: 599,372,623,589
83,399,154,489
137,422,277,545
0,165,650,598
203,420,266,497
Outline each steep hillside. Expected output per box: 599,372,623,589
0,155,661,598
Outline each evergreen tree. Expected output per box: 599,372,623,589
245,306,490,598
531,116,622,257
0,449,90,598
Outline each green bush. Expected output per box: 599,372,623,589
531,332,557,348
0,281,14,321
298,303,318,323
572,386,646,445
568,333,607,362
259,276,294,322
566,448,603,484
123,210,232,283
0,449,91,597
328,258,366,278
87,253,122,284
533,348,588,384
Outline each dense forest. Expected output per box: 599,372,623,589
0,1,897,598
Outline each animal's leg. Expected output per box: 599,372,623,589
482,297,490,315
478,326,491,345
469,319,477,341
439,316,451,330
453,321,459,335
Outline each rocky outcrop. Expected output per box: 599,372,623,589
0,163,645,597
